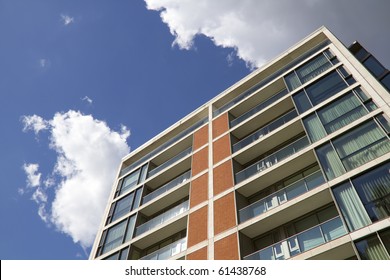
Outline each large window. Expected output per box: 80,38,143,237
316,120,390,180
96,215,137,257
303,88,377,142
106,187,143,225
332,162,390,232
355,229,390,260
115,164,148,197
292,69,352,114
284,49,338,92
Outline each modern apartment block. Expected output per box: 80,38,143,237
90,27,390,260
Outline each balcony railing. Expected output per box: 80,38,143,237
232,110,298,153
148,147,192,178
143,171,191,204
244,216,347,260
235,136,310,184
239,170,325,223
120,118,207,177
135,200,189,236
140,237,187,260
230,89,289,128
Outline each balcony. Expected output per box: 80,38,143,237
244,216,347,260
148,147,192,178
235,136,310,184
135,200,189,237
239,170,325,223
140,238,187,260
232,110,298,153
143,171,191,205
230,89,289,127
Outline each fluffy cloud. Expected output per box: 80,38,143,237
23,163,42,187
61,14,74,26
21,110,130,248
22,115,49,135
145,0,390,68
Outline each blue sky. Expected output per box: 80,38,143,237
0,0,389,259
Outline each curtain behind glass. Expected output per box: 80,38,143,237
296,54,331,84
316,143,345,180
352,162,390,221
103,220,127,254
285,72,301,92
303,114,327,143
318,93,367,133
355,235,390,260
332,182,371,231
333,121,390,171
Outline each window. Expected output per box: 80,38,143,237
106,187,143,225
284,51,335,92
292,70,348,114
355,229,390,260
352,162,390,222
103,247,129,260
115,164,148,197
316,120,390,180
302,89,375,143
96,215,136,257
363,56,386,78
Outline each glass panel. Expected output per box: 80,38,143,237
379,229,390,254
293,90,312,114
119,247,129,260
135,201,189,236
285,72,301,92
354,48,369,61
235,136,310,184
303,113,326,142
363,56,386,78
140,238,187,260
352,162,390,222
125,215,136,242
318,92,367,134
296,54,332,84
316,143,345,180
354,87,370,102
334,121,390,171
297,226,324,252
285,180,307,200
294,214,318,232
355,235,390,260
376,115,390,134
380,73,390,91
112,193,134,223
332,182,371,231
321,216,347,242
305,71,347,106
317,206,338,223
305,170,326,190
120,170,140,195
139,164,148,184
102,220,127,254
143,171,191,204
132,187,143,210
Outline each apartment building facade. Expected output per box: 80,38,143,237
90,27,390,260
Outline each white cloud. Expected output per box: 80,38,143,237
61,14,74,26
23,163,42,187
81,96,93,104
145,0,390,68
22,115,49,135
21,110,130,248
39,58,51,68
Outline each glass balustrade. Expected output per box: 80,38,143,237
148,147,192,178
232,110,298,153
140,238,187,260
244,216,347,260
135,201,189,236
239,170,325,223
143,171,191,204
230,89,289,127
235,136,310,184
